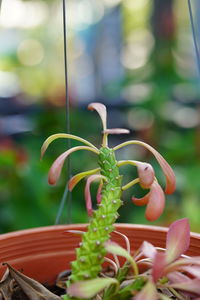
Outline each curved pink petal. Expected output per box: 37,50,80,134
138,142,176,194
135,162,155,189
181,266,200,278
145,182,165,221
48,146,98,185
132,192,150,206
152,251,166,282
103,128,130,135
96,181,103,204
140,241,157,260
134,280,158,300
167,271,190,284
166,218,190,264
88,103,107,131
114,141,176,194
85,175,106,216
169,278,200,295
165,257,200,274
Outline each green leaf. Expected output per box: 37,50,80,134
118,278,145,300
105,241,138,276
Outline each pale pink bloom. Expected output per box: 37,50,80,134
85,175,106,216
88,103,107,131
135,161,155,189
132,181,165,221
48,146,98,185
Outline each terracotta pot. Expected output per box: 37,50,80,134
0,223,199,285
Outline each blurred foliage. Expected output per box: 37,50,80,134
1,0,200,233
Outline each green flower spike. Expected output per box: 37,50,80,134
41,102,176,299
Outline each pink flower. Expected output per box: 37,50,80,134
138,219,200,296
132,181,165,221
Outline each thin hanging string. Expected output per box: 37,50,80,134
188,0,200,76
55,0,72,224
0,0,71,224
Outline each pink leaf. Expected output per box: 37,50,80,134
166,218,190,263
103,128,130,135
88,103,107,131
135,162,155,189
67,278,118,298
96,180,103,204
138,142,176,194
85,175,106,216
165,257,200,275
134,280,158,300
48,146,98,185
140,241,157,260
181,266,200,278
114,141,176,194
167,271,190,284
152,251,166,282
145,181,165,221
132,192,150,206
169,278,200,295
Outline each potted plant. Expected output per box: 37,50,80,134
0,103,200,299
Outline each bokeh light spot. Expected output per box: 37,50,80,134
17,39,44,66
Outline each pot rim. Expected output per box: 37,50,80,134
1,223,200,239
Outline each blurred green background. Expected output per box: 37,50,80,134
1,0,200,233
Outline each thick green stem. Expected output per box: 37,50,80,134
67,147,122,287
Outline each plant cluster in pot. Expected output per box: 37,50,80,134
0,103,200,300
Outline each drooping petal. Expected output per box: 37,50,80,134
181,266,200,278
48,146,99,185
88,103,107,131
152,251,166,282
96,180,103,204
41,133,98,159
136,162,155,189
167,271,190,284
85,174,106,216
118,160,155,189
145,181,165,221
103,128,130,135
140,241,157,260
132,192,150,206
114,140,176,194
169,278,200,295
68,168,100,191
104,241,138,275
134,280,158,300
165,257,200,274
166,218,190,264
67,278,118,299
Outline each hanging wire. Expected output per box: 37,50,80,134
188,0,200,76
55,0,72,224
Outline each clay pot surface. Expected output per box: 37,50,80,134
0,223,199,284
